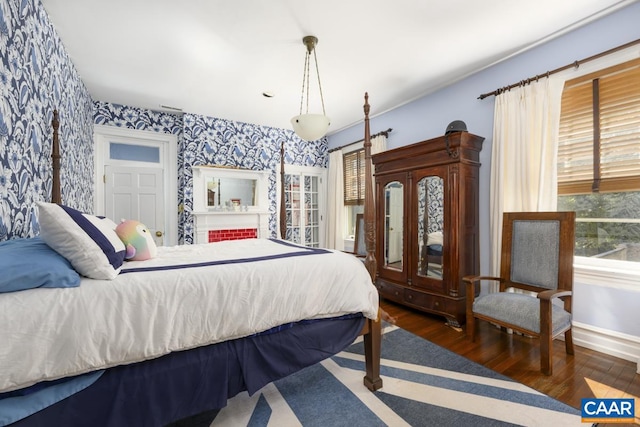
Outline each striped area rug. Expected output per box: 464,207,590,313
209,325,583,426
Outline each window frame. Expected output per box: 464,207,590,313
343,147,365,206
342,144,366,242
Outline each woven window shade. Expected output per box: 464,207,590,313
343,149,365,205
558,58,640,194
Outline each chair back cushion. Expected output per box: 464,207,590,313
510,220,560,290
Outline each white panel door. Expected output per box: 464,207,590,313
105,165,165,246
94,125,178,246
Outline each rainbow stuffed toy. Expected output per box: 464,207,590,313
115,219,157,261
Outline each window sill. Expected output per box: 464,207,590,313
574,257,640,291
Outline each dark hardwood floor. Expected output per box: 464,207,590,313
380,300,640,426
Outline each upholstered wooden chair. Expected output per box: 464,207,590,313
464,211,576,375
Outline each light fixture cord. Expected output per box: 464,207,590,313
298,50,310,115
312,47,326,116
297,39,326,116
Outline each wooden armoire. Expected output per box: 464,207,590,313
372,131,484,327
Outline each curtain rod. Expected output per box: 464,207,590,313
328,128,392,153
478,38,640,100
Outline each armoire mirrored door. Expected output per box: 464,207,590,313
377,172,408,285
416,174,445,281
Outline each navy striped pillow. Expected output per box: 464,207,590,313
37,202,126,280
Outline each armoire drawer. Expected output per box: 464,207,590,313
375,279,404,303
404,288,446,313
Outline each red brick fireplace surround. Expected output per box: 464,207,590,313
208,228,258,243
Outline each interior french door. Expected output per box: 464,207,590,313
281,166,326,248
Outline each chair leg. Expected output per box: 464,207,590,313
466,314,476,341
565,329,574,355
540,332,553,375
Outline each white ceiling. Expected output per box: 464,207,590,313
41,0,632,135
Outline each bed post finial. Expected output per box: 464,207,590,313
51,109,61,204
362,93,376,283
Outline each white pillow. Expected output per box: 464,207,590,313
37,202,126,280
427,231,443,246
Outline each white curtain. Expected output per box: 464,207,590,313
326,150,345,250
325,133,387,250
489,78,564,281
369,134,387,204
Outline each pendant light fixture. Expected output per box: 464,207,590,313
291,36,330,141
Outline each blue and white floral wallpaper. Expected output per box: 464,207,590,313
95,102,327,244
1,0,327,244
180,113,327,243
0,0,94,241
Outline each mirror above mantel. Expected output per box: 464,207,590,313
192,166,270,213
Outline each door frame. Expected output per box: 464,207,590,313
94,125,178,246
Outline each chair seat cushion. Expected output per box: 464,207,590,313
473,292,571,336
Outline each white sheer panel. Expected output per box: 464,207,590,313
489,78,564,283
326,150,345,250
326,134,386,250
369,134,387,206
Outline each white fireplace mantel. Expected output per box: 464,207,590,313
192,166,271,244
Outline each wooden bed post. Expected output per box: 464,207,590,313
51,109,62,204
362,93,376,281
279,141,286,239
361,92,382,392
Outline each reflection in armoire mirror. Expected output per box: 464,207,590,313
417,176,444,280
384,181,404,270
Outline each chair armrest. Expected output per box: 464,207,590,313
462,275,502,285
537,289,572,301
463,276,502,303
538,289,573,314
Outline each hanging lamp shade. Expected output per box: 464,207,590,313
291,36,330,141
291,113,330,141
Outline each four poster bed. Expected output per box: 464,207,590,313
0,94,382,426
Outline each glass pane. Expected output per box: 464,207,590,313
417,176,444,279
109,142,160,163
558,192,640,263
384,181,403,270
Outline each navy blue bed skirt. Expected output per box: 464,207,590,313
11,314,366,427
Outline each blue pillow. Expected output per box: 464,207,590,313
0,237,81,293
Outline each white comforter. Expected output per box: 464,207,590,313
0,239,379,393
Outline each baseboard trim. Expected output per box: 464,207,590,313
572,321,640,373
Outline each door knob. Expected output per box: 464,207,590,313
156,231,163,237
